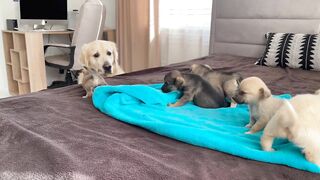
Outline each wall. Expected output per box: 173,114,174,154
0,16,6,98
0,0,116,97
0,16,7,98
0,1,18,97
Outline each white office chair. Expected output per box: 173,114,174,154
44,0,106,88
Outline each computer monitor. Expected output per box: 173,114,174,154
20,0,68,20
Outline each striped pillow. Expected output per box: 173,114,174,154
256,32,320,71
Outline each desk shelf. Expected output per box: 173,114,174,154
2,31,47,95
10,49,29,83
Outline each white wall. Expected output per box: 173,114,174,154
0,1,18,97
0,0,116,97
0,16,7,98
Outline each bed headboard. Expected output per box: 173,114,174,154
209,0,320,58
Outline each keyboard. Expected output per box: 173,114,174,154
32,29,68,32
14,28,69,32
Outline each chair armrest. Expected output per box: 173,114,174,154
44,44,75,52
45,43,72,48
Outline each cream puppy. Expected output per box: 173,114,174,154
78,40,125,84
261,90,320,165
233,77,284,134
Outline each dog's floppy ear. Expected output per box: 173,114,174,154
174,76,185,88
259,87,271,99
111,42,119,66
79,44,89,67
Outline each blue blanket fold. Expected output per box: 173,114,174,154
92,84,320,173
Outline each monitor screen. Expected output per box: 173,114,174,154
20,0,67,20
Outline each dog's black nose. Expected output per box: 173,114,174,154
103,65,112,73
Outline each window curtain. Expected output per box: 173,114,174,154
159,0,213,65
116,0,212,71
116,0,160,72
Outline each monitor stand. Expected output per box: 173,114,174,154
33,20,46,30
19,19,68,31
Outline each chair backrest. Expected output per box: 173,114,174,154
71,0,106,70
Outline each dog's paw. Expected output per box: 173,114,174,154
230,102,237,108
263,147,275,152
82,95,88,98
245,131,254,134
304,150,316,163
168,102,181,107
245,123,253,128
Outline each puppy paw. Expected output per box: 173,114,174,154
245,123,253,128
262,147,275,152
245,131,252,134
168,102,182,107
82,95,88,98
230,102,237,108
304,150,316,163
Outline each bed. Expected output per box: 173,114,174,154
2,0,320,179
1,54,320,179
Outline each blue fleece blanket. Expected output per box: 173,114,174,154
92,84,320,173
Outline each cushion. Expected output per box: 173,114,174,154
256,32,320,71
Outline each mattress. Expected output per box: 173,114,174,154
0,54,319,179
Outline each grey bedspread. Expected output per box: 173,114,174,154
0,55,320,180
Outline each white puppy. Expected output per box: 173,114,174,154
78,40,124,84
233,77,284,134
261,90,320,166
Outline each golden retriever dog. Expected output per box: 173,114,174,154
233,77,284,134
261,90,320,165
78,40,124,84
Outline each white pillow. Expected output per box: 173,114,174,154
256,32,320,71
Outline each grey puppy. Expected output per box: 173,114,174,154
161,70,228,108
190,64,242,107
81,66,107,98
